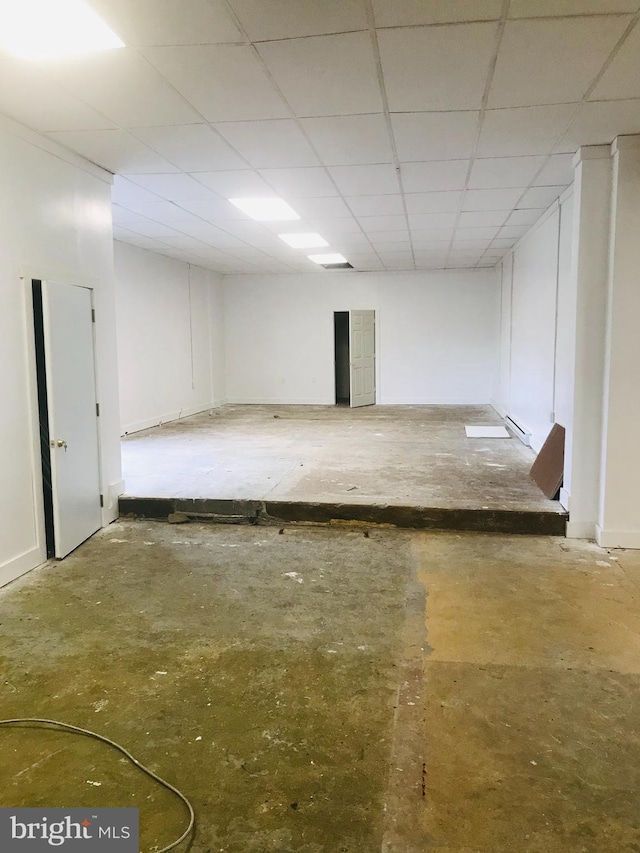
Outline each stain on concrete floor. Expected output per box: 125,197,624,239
1,523,640,852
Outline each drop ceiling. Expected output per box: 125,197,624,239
1,0,639,274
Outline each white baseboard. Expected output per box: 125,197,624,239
0,546,45,589
566,520,596,540
559,488,570,511
225,397,334,405
121,402,217,435
596,526,640,549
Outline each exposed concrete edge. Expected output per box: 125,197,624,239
119,497,568,536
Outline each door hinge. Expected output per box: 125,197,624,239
91,308,96,323
99,494,104,508
96,402,100,416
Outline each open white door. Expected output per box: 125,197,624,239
42,281,102,558
350,310,375,408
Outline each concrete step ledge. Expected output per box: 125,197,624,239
119,496,567,536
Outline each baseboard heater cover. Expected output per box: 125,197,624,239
504,416,531,446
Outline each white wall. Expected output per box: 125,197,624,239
222,270,498,405
0,116,121,587
114,242,225,434
495,192,575,453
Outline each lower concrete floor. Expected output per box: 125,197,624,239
1,522,639,851
121,405,560,513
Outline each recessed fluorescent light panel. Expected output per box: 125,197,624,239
307,253,348,265
228,198,300,221
0,0,125,60
278,232,328,249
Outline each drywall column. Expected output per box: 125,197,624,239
564,145,612,539
596,135,640,548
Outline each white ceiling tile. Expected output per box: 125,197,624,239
328,164,400,196
405,191,463,213
497,225,529,238
172,223,251,247
463,188,525,210
488,17,631,108
214,221,283,245
367,232,411,244
458,210,510,227
478,105,577,156
329,233,375,249
358,216,408,232
171,198,252,220
383,259,416,270
591,22,640,101
558,99,640,151
112,176,164,203
533,154,575,186
115,232,174,251
214,120,319,168
506,208,546,226
451,239,492,250
400,160,470,192
469,156,546,188
48,49,200,128
143,45,289,121
346,195,405,216
47,129,181,174
300,114,394,166
119,202,203,223
195,169,274,197
130,125,248,171
258,167,338,197
410,229,454,243
372,0,502,27
491,238,518,248
287,197,352,217
308,218,363,234
392,112,480,162
349,257,385,270
112,205,151,224
92,0,244,45
0,56,116,133
408,212,458,229
126,173,221,201
455,226,501,240
378,23,498,111
124,221,183,238
517,185,566,208
376,250,414,261
508,0,639,17
257,33,382,117
228,0,367,40
161,234,214,250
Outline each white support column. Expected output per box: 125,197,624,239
596,135,640,548
564,145,612,539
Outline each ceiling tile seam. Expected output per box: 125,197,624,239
218,0,385,268
251,29,368,44
364,0,416,268
375,11,638,30
445,0,510,266
479,9,640,263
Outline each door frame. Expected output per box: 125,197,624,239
22,267,104,563
332,307,381,406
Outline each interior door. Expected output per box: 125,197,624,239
350,310,375,408
42,281,102,558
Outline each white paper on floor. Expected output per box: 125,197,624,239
465,425,510,439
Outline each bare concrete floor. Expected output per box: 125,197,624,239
122,405,559,513
1,522,639,852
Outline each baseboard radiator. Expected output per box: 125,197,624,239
504,416,532,447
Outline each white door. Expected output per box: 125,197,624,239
350,310,376,408
42,281,102,558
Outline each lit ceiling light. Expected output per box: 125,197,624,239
228,197,300,221
0,0,125,60
307,253,348,265
278,232,328,249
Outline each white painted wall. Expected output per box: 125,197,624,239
114,242,225,434
495,193,575,454
222,270,498,405
0,116,121,587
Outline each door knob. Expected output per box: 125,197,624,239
53,439,68,451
